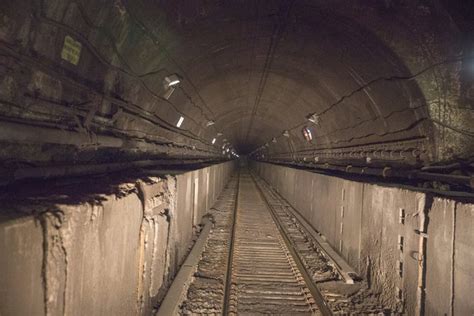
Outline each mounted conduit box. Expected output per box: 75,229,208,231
399,208,405,224
398,235,404,251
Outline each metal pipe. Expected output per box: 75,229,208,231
415,172,472,187
0,120,123,147
0,158,221,185
265,159,473,189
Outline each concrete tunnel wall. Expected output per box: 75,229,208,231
0,161,236,316
251,161,474,315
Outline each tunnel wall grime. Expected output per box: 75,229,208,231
1,0,473,172
251,161,474,315
0,161,235,316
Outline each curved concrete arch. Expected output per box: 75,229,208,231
0,0,471,167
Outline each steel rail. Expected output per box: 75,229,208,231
250,171,333,316
222,170,240,315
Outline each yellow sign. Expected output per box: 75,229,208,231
61,35,82,65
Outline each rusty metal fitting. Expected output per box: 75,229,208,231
382,167,392,177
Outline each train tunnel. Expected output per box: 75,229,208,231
0,0,473,315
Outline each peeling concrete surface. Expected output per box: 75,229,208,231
0,161,235,316
59,194,142,316
425,198,455,315
453,202,474,315
0,213,45,315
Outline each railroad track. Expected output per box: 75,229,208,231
223,171,331,315
176,169,386,315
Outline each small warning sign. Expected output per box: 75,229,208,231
61,35,82,65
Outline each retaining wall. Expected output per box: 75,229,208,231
0,161,235,316
251,161,474,315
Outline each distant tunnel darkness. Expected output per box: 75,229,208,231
0,0,473,181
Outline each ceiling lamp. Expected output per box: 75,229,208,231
163,74,181,100
272,137,277,143
163,74,181,88
212,138,216,144
283,130,290,137
176,116,184,128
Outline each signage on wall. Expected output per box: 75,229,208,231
61,35,82,65
302,126,313,142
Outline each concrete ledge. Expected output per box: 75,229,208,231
156,217,213,316
285,206,357,284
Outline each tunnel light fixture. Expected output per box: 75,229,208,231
176,116,184,128
302,126,313,141
163,74,181,88
272,137,277,143
163,74,181,100
222,144,226,149
283,130,290,137
307,113,320,125
206,120,215,127
212,138,216,144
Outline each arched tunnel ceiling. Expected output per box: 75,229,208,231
0,0,473,175
125,0,473,159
